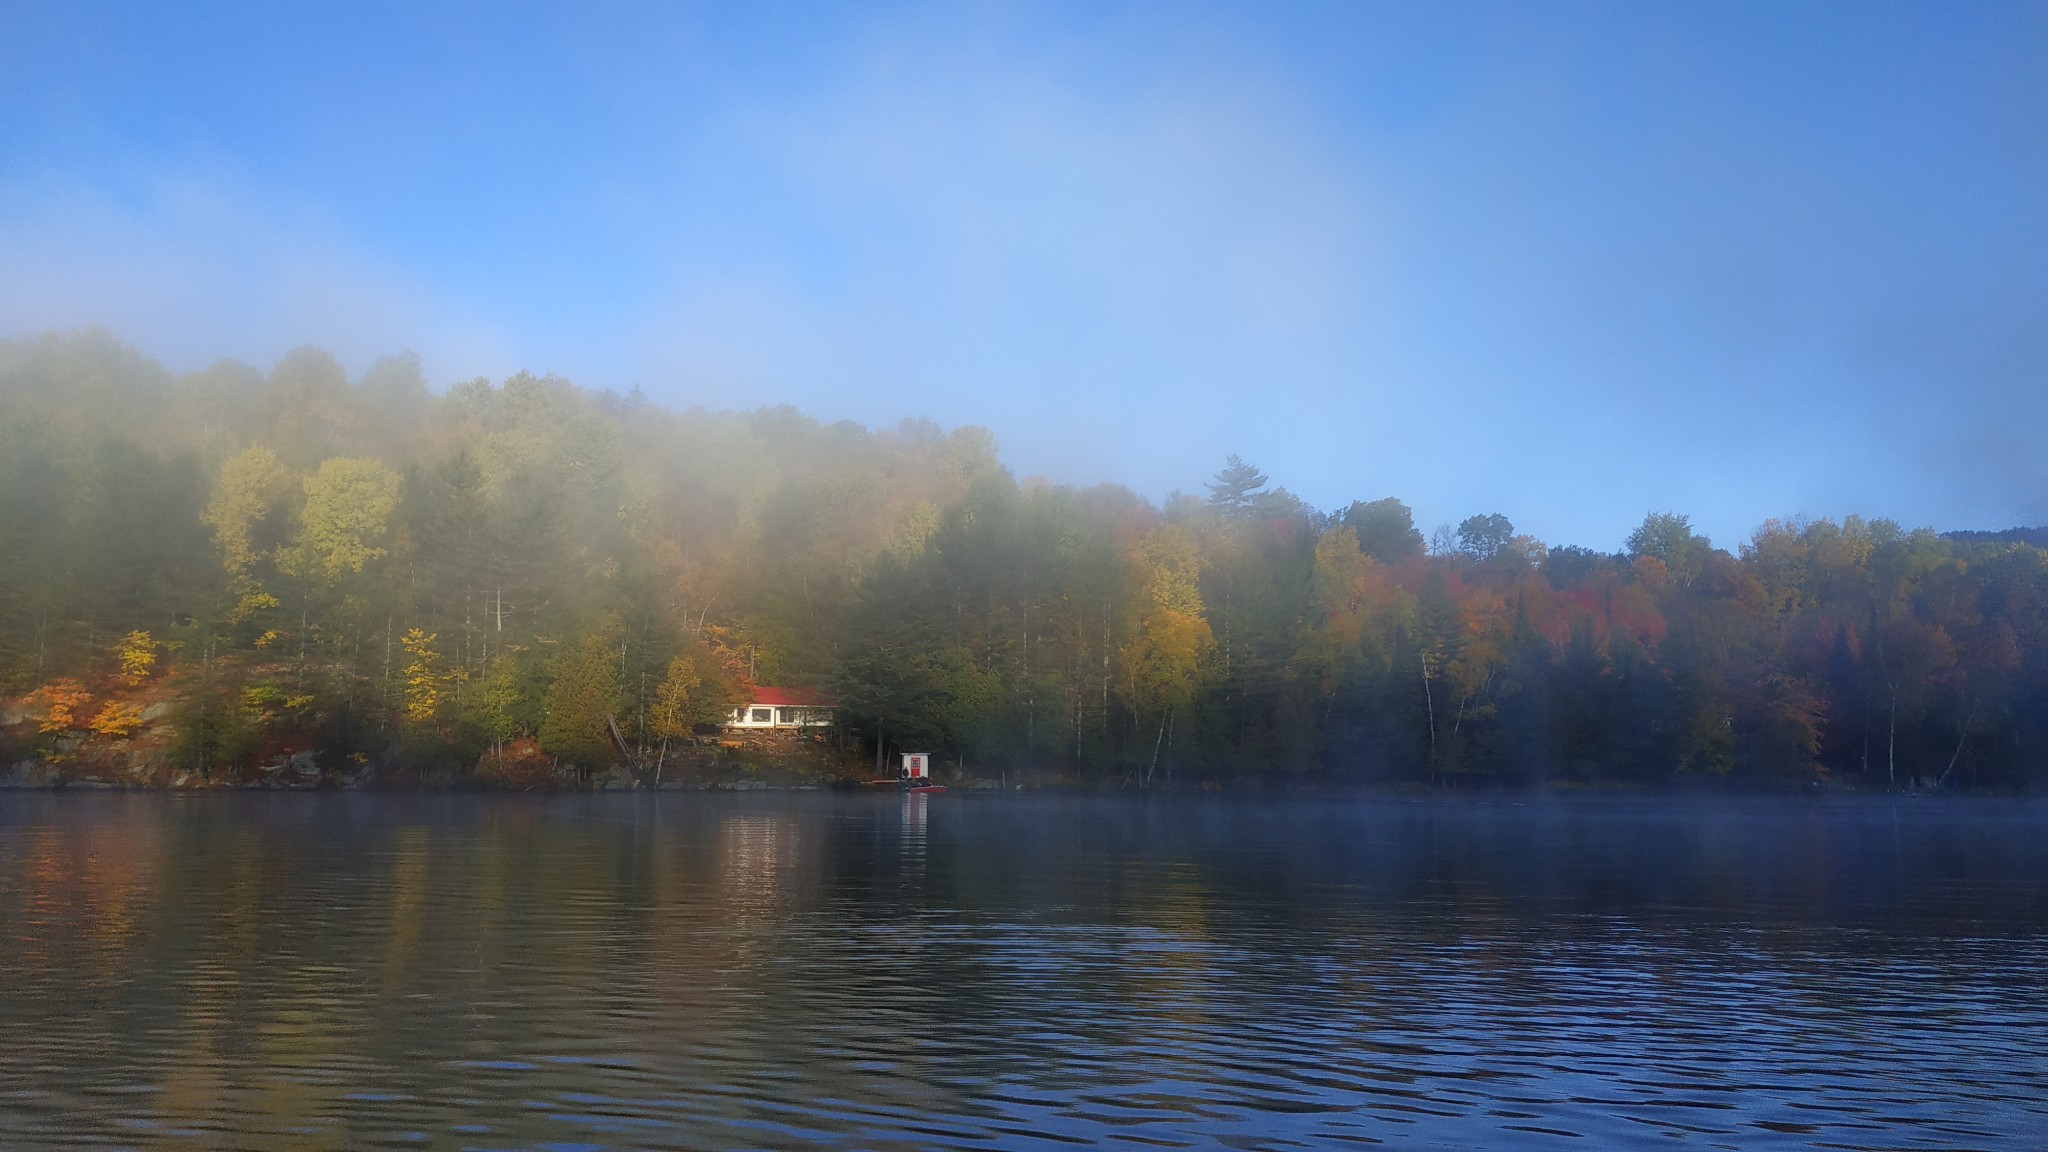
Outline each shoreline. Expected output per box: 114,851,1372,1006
3,767,2011,797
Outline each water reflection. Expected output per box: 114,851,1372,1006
902,791,929,870
0,794,2044,1149
719,811,798,921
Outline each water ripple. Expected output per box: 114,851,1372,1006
2,794,2046,1149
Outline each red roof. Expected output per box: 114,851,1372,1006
750,686,833,707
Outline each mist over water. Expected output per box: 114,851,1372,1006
3,793,2044,1150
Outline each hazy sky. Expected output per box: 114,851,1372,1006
3,1,2044,549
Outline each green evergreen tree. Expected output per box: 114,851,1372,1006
1204,455,1269,516
539,633,622,773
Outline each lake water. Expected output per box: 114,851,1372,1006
2,793,2045,1150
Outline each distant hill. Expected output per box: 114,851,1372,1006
1942,527,2048,549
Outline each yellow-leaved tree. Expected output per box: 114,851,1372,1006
202,446,290,621
399,628,448,725
1117,526,1214,783
281,457,402,583
648,654,705,784
114,631,157,687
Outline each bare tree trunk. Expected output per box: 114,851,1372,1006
1146,712,1167,786
199,636,214,780
1887,686,1897,790
607,714,637,774
1421,652,1438,784
1939,698,1976,787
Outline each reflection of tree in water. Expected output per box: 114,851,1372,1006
717,811,798,930
380,826,431,977
2,809,161,984
7,797,2047,1150
1112,859,1218,1019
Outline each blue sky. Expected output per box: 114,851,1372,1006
3,1,2044,549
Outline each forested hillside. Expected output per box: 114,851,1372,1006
4,331,2045,789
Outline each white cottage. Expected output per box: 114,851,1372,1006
725,686,835,730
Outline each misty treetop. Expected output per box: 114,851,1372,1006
4,330,2046,789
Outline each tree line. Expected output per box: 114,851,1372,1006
4,331,2045,789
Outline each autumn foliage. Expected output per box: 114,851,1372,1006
4,333,2048,790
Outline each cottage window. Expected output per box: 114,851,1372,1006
750,707,772,724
